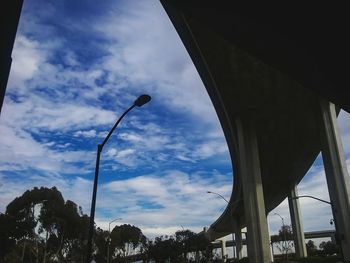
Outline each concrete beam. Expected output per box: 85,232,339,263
235,117,272,263
288,184,307,258
210,230,335,249
319,100,350,262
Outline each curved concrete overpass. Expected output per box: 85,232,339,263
160,2,350,261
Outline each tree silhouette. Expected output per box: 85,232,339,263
148,235,178,262
271,224,294,259
147,229,213,263
110,224,147,261
0,213,20,261
3,186,89,262
306,240,317,256
94,227,109,262
319,240,339,256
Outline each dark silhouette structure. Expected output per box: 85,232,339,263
160,2,350,262
160,2,350,112
0,0,23,114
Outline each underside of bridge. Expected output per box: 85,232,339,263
160,1,350,261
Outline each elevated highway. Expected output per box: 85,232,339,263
211,230,337,249
160,2,350,262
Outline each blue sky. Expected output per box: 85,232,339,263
0,0,349,240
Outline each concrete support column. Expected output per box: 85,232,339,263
267,220,274,262
220,238,227,262
319,100,350,262
235,117,272,263
233,218,243,260
288,184,307,259
235,231,243,260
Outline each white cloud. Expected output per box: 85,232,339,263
74,129,97,138
2,95,117,132
106,148,135,159
0,0,229,184
62,50,80,67
0,123,94,174
0,174,92,214
28,103,116,131
8,35,46,88
193,140,228,159
95,170,232,232
95,0,219,126
118,133,143,143
0,0,230,186
176,154,196,162
116,149,135,158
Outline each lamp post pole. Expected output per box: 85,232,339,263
207,191,235,260
288,195,331,205
85,95,151,263
207,191,229,203
107,217,122,263
273,212,288,261
288,195,343,260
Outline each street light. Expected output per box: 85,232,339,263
288,194,343,260
288,195,331,205
288,195,335,229
207,191,230,203
107,217,122,263
273,212,285,226
273,212,288,261
289,195,333,226
86,94,151,263
207,191,235,259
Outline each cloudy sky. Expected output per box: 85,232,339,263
0,0,349,240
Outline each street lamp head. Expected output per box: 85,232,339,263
207,191,212,193
134,94,151,107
